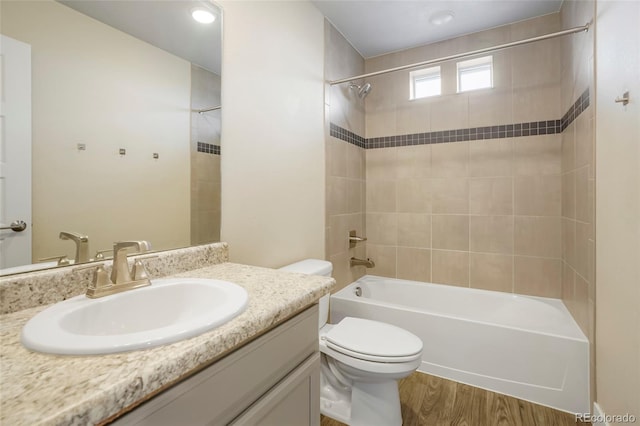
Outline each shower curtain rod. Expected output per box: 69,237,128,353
194,105,221,114
329,22,590,85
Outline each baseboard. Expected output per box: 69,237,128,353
591,402,608,426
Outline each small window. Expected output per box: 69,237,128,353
457,56,493,92
410,66,441,100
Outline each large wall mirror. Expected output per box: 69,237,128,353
0,0,222,275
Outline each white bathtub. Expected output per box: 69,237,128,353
329,275,589,414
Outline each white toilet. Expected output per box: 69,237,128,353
280,259,423,426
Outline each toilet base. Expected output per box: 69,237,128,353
321,378,402,426
350,380,402,426
320,357,352,424
321,396,351,424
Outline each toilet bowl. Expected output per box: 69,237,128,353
280,259,423,426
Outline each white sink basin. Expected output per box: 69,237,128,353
21,278,249,355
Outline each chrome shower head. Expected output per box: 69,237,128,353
348,82,373,99
359,82,372,98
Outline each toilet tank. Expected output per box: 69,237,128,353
279,259,333,277
279,259,333,329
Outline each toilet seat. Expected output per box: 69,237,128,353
325,341,421,363
320,339,422,377
322,317,423,363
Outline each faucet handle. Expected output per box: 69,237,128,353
131,255,158,281
349,230,368,248
74,263,112,296
93,249,112,260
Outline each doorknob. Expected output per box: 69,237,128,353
0,220,27,232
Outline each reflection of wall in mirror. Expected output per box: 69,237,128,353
1,0,191,262
191,65,221,245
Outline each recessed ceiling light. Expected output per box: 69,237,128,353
430,10,454,26
192,8,216,24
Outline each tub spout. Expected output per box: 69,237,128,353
350,257,375,268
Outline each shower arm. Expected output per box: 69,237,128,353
329,23,591,86
194,105,221,114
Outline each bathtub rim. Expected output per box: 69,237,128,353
332,275,588,343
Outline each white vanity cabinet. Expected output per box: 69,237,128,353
112,305,320,426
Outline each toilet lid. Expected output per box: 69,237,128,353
324,317,423,362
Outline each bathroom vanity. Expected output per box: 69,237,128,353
0,243,334,425
113,305,320,425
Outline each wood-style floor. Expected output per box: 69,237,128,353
320,372,589,426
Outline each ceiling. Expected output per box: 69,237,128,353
58,0,222,74
56,0,562,72
312,0,563,58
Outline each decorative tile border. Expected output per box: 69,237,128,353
561,88,590,131
367,120,562,149
329,123,366,148
197,141,221,155
331,88,589,149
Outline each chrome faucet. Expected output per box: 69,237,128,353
59,231,90,264
350,257,375,268
111,240,151,284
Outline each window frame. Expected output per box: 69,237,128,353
409,66,442,100
456,55,494,93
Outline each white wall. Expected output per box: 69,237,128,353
595,0,640,419
1,0,191,261
219,1,326,267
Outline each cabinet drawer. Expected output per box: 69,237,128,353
112,305,318,425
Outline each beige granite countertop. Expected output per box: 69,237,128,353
0,262,335,425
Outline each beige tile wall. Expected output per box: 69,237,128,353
363,14,565,298
560,0,596,402
364,14,561,138
191,65,221,245
365,137,563,296
325,21,367,290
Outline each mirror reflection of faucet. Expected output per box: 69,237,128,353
59,231,90,264
37,254,71,266
93,249,113,261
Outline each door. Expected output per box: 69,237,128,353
0,35,32,269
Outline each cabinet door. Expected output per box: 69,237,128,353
111,305,318,425
230,352,320,426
